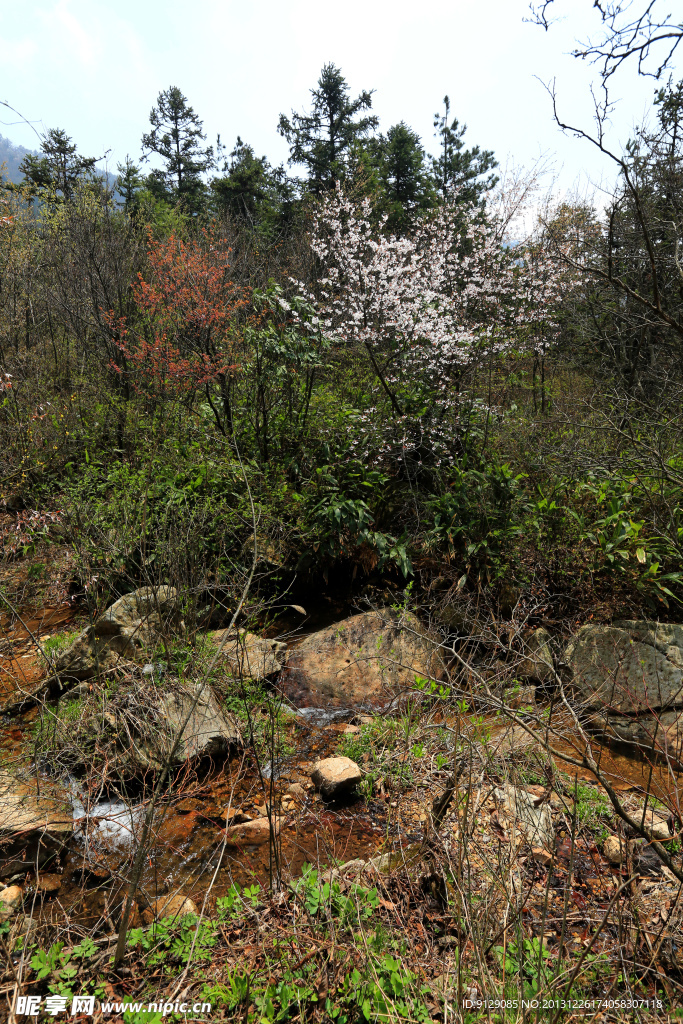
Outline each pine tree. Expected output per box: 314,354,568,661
431,96,497,205
116,156,144,214
141,86,213,214
211,136,296,231
374,123,434,232
19,128,100,200
278,63,378,192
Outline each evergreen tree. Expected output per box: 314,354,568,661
116,155,144,214
431,96,497,205
211,136,297,232
278,63,378,192
141,86,213,214
373,123,434,232
19,128,101,200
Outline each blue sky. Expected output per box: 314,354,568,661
1,0,671,201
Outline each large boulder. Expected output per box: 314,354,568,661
517,628,554,683
0,774,73,879
134,681,242,769
210,629,287,681
54,586,182,679
284,610,445,705
564,621,683,763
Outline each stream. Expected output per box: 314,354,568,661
1,600,682,934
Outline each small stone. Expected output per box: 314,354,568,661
311,757,362,800
224,816,280,846
0,885,23,913
603,835,626,865
286,783,306,800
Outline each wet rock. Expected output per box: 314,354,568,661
224,816,280,846
285,610,445,704
34,873,62,895
211,629,287,681
135,681,242,769
0,884,23,919
54,586,182,679
144,893,197,923
311,757,362,800
493,785,554,849
564,621,683,763
518,628,554,683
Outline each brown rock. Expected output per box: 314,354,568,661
211,629,287,681
603,835,627,865
35,873,61,894
285,610,445,704
311,756,362,800
286,783,306,802
145,894,198,923
135,681,242,769
224,816,280,846
0,885,23,916
0,773,73,841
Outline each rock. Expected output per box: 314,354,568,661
285,610,445,704
639,810,672,842
518,628,554,683
54,586,182,679
144,894,197,923
493,785,554,849
0,774,73,840
311,757,362,800
321,858,366,883
603,835,626,865
211,629,286,681
286,783,306,802
137,681,242,769
564,621,683,763
34,873,61,894
224,816,280,846
0,885,23,919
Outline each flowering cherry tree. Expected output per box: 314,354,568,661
288,183,570,467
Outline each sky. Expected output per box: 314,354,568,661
1,0,676,203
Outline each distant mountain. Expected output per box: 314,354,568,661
0,133,37,185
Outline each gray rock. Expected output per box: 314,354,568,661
311,756,362,800
518,628,554,683
566,622,683,714
211,629,286,681
54,586,182,679
564,621,683,763
285,610,446,704
136,682,242,769
493,784,554,849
